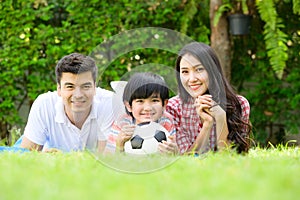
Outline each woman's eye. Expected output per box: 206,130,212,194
181,70,188,74
196,67,204,72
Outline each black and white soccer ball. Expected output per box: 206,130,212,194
124,121,170,155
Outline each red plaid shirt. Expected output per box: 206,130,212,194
166,95,250,154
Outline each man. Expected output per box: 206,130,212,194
20,53,115,152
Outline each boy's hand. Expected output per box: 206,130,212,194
158,135,179,155
116,125,136,151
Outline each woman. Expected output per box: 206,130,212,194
166,42,252,155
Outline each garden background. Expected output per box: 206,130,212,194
1,1,300,199
0,0,299,146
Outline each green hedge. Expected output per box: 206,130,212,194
0,0,299,145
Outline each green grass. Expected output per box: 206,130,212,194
0,147,299,200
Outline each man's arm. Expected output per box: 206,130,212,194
20,136,43,151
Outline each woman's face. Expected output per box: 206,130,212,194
179,53,209,98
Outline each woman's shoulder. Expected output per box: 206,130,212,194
236,95,250,107
236,95,250,117
167,95,182,107
161,111,174,121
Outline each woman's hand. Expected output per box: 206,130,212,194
194,94,215,127
195,95,226,120
116,125,136,151
195,94,229,150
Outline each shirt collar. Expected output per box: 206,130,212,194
55,97,98,124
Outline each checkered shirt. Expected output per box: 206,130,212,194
166,95,250,154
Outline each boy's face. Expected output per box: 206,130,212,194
57,71,96,120
125,93,167,125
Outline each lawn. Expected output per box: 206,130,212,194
0,147,299,200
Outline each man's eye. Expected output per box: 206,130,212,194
83,85,92,89
152,99,160,102
65,85,74,89
135,99,144,103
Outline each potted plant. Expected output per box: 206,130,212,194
214,0,251,35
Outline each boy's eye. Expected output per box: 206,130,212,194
135,99,144,103
152,98,160,102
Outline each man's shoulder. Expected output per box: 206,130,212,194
93,87,115,115
34,91,59,105
95,87,114,99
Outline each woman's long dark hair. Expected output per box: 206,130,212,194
175,42,252,153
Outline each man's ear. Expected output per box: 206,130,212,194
57,84,61,96
124,101,132,112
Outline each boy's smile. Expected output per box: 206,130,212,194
125,93,166,125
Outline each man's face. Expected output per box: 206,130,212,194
57,71,96,119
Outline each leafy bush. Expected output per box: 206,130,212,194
0,0,299,146
0,0,207,144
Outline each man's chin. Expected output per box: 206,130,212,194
71,108,87,114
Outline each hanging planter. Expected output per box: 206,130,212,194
228,14,251,35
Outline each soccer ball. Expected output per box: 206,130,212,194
124,121,170,155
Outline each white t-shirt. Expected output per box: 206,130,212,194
23,87,115,152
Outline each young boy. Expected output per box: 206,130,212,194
105,72,178,155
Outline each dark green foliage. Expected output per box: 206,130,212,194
231,0,300,144
0,0,204,144
0,0,299,146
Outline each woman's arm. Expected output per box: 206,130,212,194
195,95,229,152
186,121,213,154
210,105,229,149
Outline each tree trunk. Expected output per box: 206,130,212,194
210,0,231,81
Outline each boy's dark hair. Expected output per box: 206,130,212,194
55,53,98,85
123,72,169,116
